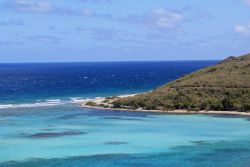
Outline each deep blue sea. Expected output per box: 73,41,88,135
0,61,216,105
1,61,250,167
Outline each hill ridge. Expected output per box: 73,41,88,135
111,53,250,112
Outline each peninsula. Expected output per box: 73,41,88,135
82,53,250,114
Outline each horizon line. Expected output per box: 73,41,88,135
0,60,221,64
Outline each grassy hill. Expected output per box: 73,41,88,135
112,53,250,112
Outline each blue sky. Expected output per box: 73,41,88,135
0,0,250,62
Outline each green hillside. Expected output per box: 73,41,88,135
112,53,250,112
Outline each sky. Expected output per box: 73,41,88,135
0,0,250,62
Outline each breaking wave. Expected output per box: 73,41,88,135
0,97,103,109
0,99,64,109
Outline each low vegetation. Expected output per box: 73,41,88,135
113,53,250,112
85,101,97,107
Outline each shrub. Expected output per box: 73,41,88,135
85,101,97,106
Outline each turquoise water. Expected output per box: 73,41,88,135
1,105,250,166
1,61,250,166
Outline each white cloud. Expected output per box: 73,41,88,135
6,0,53,13
120,8,185,31
4,0,109,17
243,0,250,6
152,9,184,29
82,8,95,17
235,25,250,36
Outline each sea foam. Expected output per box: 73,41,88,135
0,97,100,109
0,100,63,109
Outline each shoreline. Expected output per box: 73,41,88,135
80,94,250,117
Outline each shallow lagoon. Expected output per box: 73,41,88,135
1,104,250,166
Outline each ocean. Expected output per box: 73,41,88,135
0,61,217,105
1,61,250,167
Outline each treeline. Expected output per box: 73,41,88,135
112,88,250,112
112,54,250,112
